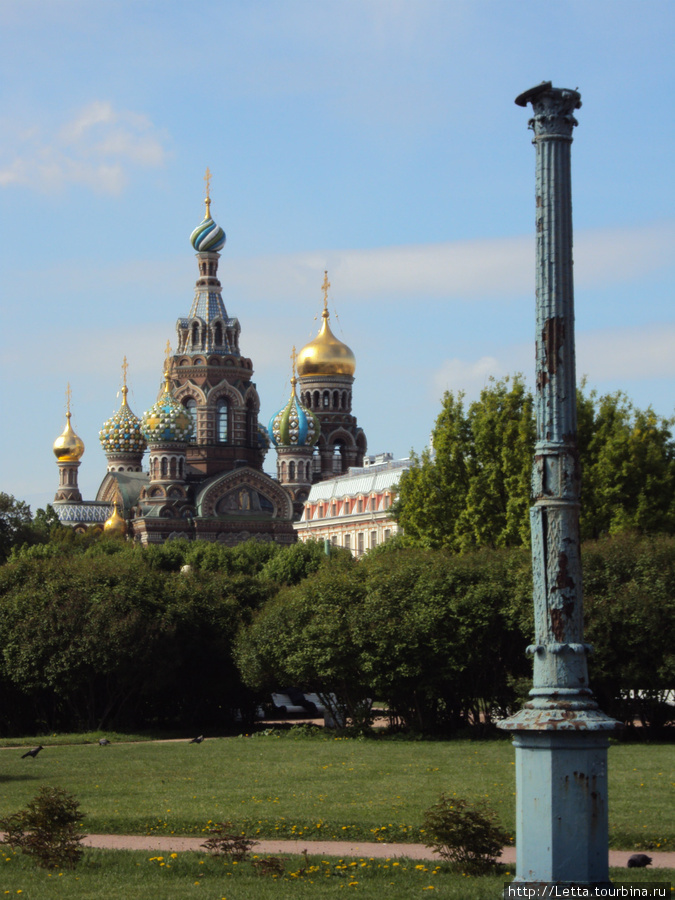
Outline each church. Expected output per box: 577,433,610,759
51,182,367,545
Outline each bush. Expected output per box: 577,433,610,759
200,822,255,860
422,794,508,872
0,786,86,869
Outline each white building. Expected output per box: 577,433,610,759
294,456,410,556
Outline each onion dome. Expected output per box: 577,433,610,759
268,377,320,448
190,188,226,253
257,422,271,451
103,504,127,536
141,375,193,444
99,385,147,456
53,411,85,461
296,272,356,377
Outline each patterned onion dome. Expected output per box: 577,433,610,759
296,303,356,377
257,422,271,451
268,378,320,448
99,386,147,456
190,195,226,253
141,376,193,444
53,412,85,461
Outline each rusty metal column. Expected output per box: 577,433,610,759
498,82,620,892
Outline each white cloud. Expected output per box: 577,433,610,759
577,324,675,382
0,102,168,194
224,222,675,304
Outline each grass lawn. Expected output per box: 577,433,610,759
0,733,673,851
0,848,673,900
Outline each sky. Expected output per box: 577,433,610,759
1,0,674,513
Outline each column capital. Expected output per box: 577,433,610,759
516,81,581,140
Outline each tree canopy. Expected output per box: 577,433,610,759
392,377,675,550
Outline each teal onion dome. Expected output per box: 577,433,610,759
99,386,147,456
141,376,193,444
268,379,320,448
190,200,226,252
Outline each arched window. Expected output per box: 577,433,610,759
313,391,320,408
216,398,228,443
214,322,223,347
184,398,197,443
161,457,168,478
323,391,330,408
281,461,287,481
289,461,296,481
333,390,339,408
191,322,200,349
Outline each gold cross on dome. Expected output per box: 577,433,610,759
121,355,128,386
321,270,330,310
66,383,72,414
291,345,297,376
204,168,212,218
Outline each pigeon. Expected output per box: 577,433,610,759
627,853,652,868
21,745,43,759
98,738,111,746
189,735,204,744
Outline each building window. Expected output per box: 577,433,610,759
371,495,378,511
184,398,197,443
384,494,390,509
370,530,377,549
384,529,391,541
357,498,363,513
331,534,338,546
216,398,228,443
344,534,351,550
357,533,364,556
331,502,337,517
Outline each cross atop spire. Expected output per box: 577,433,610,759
66,383,72,415
204,167,212,219
321,270,330,314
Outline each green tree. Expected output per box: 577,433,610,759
578,391,675,539
393,376,534,551
394,378,675,550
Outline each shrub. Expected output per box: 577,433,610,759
422,794,509,871
0,786,86,869
200,822,255,860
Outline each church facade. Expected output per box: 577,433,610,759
51,187,368,546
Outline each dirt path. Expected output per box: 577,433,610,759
80,835,675,868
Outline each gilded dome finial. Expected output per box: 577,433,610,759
163,341,172,391
321,271,330,317
204,167,212,219
121,356,129,405
295,273,356,378
53,385,85,461
291,345,298,387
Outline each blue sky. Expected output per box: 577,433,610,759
1,0,674,512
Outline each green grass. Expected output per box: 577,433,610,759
0,734,673,850
1,848,672,900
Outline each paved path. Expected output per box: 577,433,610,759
81,835,675,868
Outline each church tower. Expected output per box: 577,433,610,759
296,273,367,479
53,386,85,502
99,358,146,474
268,350,320,517
171,170,266,479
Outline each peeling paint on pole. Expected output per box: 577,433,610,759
498,82,620,891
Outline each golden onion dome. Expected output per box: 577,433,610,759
296,302,356,378
103,504,127,537
53,412,85,461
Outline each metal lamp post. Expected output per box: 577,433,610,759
498,82,621,890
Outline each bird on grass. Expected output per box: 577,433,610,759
189,735,204,744
627,853,652,868
98,738,111,746
21,745,43,759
